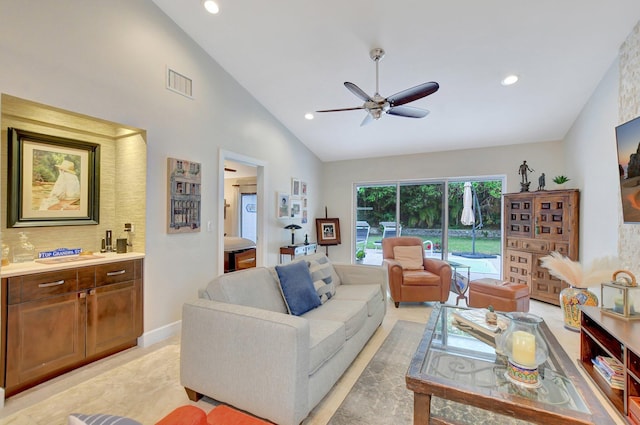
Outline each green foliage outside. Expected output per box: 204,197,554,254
356,181,502,232
364,235,501,256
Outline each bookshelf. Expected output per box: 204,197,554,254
580,306,640,422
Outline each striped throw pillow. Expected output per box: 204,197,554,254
308,256,336,303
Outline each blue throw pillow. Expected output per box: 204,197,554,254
275,261,321,316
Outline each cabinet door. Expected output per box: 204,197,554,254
531,253,566,304
534,194,571,241
505,196,533,238
5,292,86,392
86,280,142,358
504,249,532,286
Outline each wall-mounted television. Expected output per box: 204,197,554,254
615,115,640,223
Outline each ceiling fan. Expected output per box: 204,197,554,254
316,48,439,126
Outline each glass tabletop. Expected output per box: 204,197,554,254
421,305,590,414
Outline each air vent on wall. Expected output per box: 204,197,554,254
167,67,193,99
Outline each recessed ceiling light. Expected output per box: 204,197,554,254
305,113,314,120
203,0,219,14
501,75,519,86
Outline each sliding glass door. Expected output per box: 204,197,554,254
354,178,503,281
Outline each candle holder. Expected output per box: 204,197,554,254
498,312,549,388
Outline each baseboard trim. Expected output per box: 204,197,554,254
137,320,181,348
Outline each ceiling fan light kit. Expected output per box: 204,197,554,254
316,48,439,126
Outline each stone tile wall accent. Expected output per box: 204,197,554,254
619,21,640,271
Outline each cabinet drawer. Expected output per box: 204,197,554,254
8,269,78,304
552,242,570,256
520,239,549,253
506,238,520,249
96,261,135,286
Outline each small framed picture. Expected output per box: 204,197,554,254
301,181,308,197
291,199,302,218
316,218,341,245
291,178,301,197
277,192,290,219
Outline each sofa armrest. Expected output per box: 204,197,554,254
423,258,451,277
333,263,388,302
180,299,310,425
333,263,385,285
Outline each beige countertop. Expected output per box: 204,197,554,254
0,252,145,278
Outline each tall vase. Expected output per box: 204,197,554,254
559,286,598,331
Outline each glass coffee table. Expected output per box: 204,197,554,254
406,304,616,425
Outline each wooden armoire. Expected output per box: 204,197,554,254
502,189,580,305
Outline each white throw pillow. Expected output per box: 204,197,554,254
393,245,424,270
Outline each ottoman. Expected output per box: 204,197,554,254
468,278,530,312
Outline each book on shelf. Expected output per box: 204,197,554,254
591,358,625,390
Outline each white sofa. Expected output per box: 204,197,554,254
180,252,387,425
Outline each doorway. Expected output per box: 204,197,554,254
219,150,266,274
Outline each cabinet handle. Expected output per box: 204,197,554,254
38,280,65,288
106,270,126,276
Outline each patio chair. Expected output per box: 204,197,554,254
355,221,370,250
374,221,401,250
382,236,452,307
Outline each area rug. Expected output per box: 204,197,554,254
328,320,423,425
328,320,530,425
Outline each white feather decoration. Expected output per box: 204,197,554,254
539,252,621,288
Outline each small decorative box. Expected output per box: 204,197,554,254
600,270,640,320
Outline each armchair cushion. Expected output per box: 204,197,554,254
276,261,321,316
393,245,424,270
402,269,442,286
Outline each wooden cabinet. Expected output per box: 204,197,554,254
580,306,640,422
503,190,579,305
1,258,143,396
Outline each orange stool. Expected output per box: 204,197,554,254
156,405,272,425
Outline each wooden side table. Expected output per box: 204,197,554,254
279,243,317,263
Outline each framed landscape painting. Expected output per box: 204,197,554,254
7,127,100,227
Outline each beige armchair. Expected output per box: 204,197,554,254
382,237,451,307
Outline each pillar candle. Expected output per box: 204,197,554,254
512,330,536,366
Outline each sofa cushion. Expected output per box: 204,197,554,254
204,267,288,314
393,245,424,270
307,319,345,374
275,261,321,316
302,299,367,339
333,284,383,317
309,256,337,303
403,269,441,286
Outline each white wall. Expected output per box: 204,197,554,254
0,0,322,335
563,60,621,265
322,141,565,262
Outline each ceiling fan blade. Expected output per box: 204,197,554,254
387,82,439,107
387,105,430,119
360,113,373,127
316,106,365,113
344,82,374,102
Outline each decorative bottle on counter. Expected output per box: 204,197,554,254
12,232,35,263
1,242,10,266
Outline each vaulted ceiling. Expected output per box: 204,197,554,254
152,1,640,161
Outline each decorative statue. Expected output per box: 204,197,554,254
518,160,534,192
538,173,546,191
519,161,534,184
